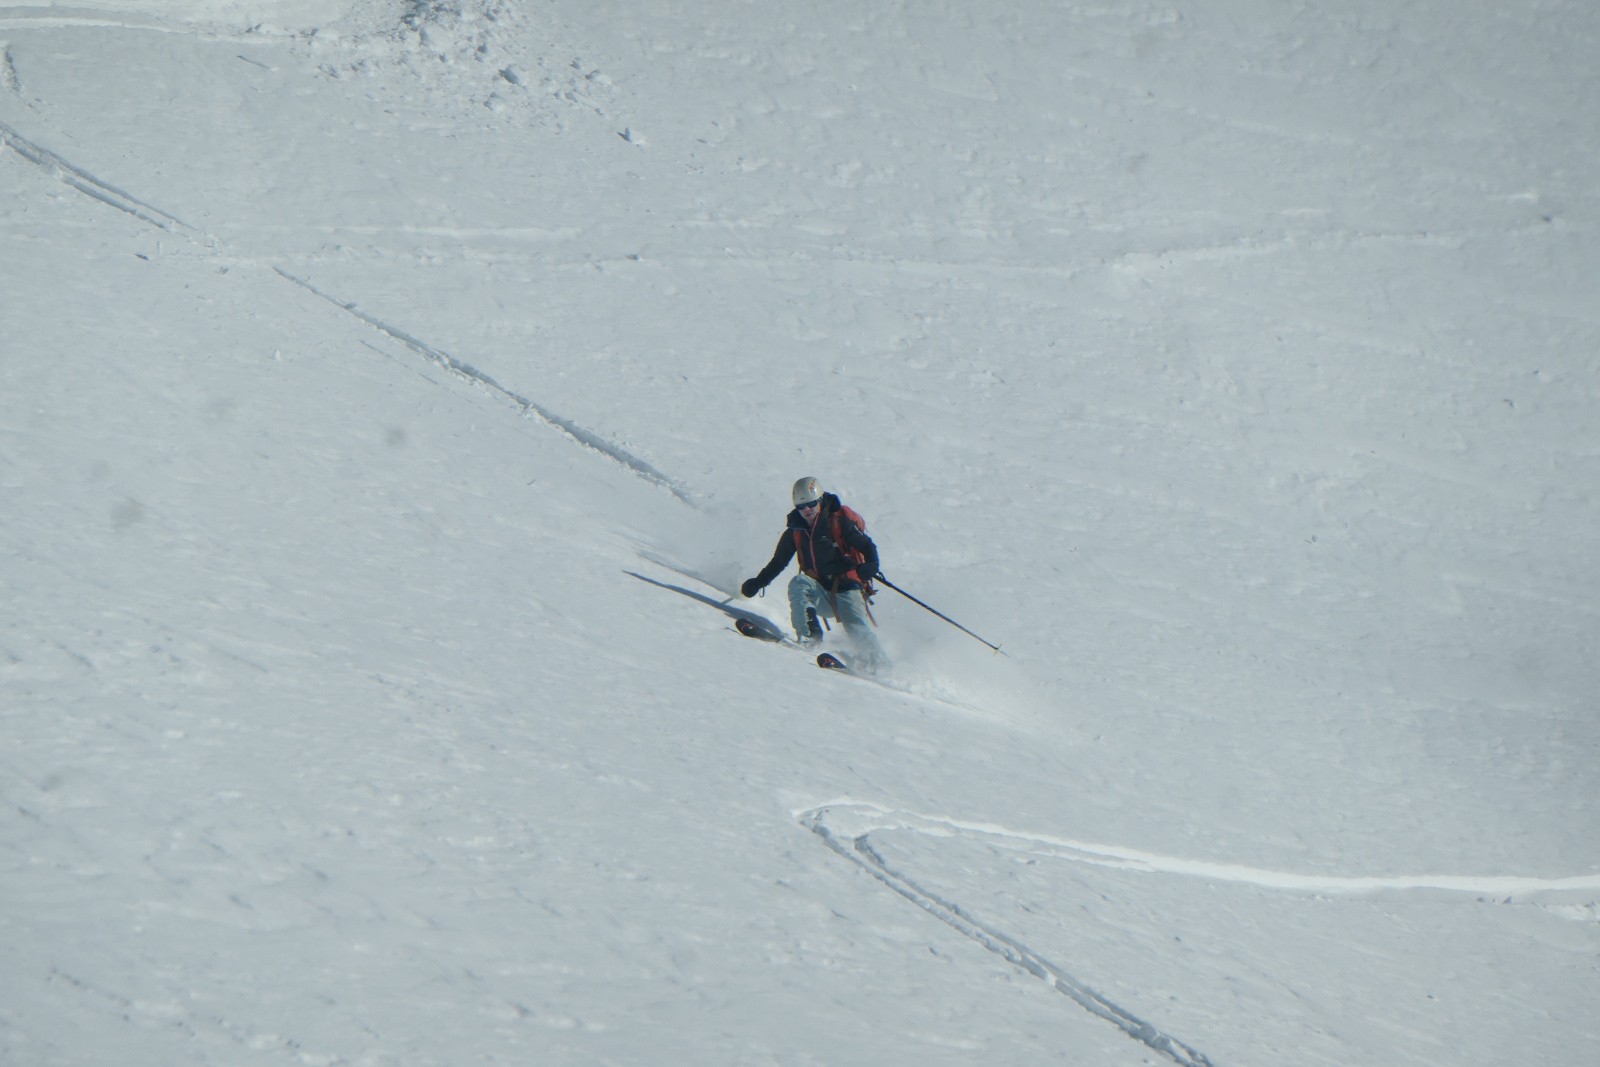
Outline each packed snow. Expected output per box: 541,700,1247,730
3,1,1597,1064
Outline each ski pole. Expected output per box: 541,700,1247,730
876,573,1005,655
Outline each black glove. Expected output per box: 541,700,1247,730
740,578,762,598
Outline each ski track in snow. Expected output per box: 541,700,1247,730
798,800,1599,1066
273,268,697,507
2,42,20,94
0,116,697,507
0,119,200,233
801,805,1217,1067
807,801,1600,904
0,7,295,40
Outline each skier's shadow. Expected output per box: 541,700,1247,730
624,570,787,641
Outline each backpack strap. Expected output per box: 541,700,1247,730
828,509,877,625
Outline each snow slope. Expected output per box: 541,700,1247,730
3,2,1597,1064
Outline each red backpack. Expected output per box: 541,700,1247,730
835,505,875,600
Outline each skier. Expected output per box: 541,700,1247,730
739,477,889,672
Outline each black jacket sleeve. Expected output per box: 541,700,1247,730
749,531,796,592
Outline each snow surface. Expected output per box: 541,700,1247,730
3,1,1598,1064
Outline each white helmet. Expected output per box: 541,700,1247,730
791,476,823,507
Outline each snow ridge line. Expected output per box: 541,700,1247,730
799,809,1217,1067
273,268,697,507
0,120,197,233
810,801,1600,903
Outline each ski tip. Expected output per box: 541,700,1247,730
736,616,787,642
816,652,849,671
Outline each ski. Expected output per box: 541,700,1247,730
734,617,853,672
